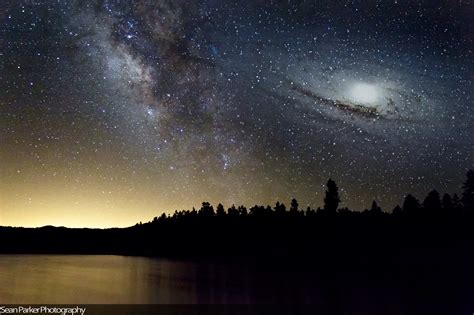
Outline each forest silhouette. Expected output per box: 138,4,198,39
1,170,473,261
1,170,474,313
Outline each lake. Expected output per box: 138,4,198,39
0,254,470,313
0,255,326,304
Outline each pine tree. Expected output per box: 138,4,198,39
423,190,442,212
324,179,340,213
370,200,382,214
227,204,238,217
290,198,299,213
403,194,420,214
216,203,225,217
199,201,215,217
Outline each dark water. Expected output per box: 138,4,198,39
0,254,472,313
0,255,324,304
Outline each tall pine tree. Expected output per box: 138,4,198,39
324,179,340,213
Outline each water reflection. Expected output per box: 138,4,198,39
1,254,463,313
0,255,325,304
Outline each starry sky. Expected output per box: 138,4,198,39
1,0,473,227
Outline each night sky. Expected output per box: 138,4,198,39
1,0,473,227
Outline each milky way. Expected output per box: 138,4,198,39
1,0,473,227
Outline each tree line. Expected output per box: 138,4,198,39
1,170,473,260
146,170,474,225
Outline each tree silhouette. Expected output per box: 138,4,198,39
441,193,453,211
290,198,299,214
274,201,286,215
324,179,340,213
238,205,248,216
143,174,474,233
369,200,382,214
6,174,474,265
199,201,215,217
216,203,226,217
423,190,442,213
306,206,316,217
265,205,273,215
392,205,402,215
461,170,474,212
403,194,420,215
228,204,238,217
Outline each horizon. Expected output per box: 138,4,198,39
2,173,470,229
